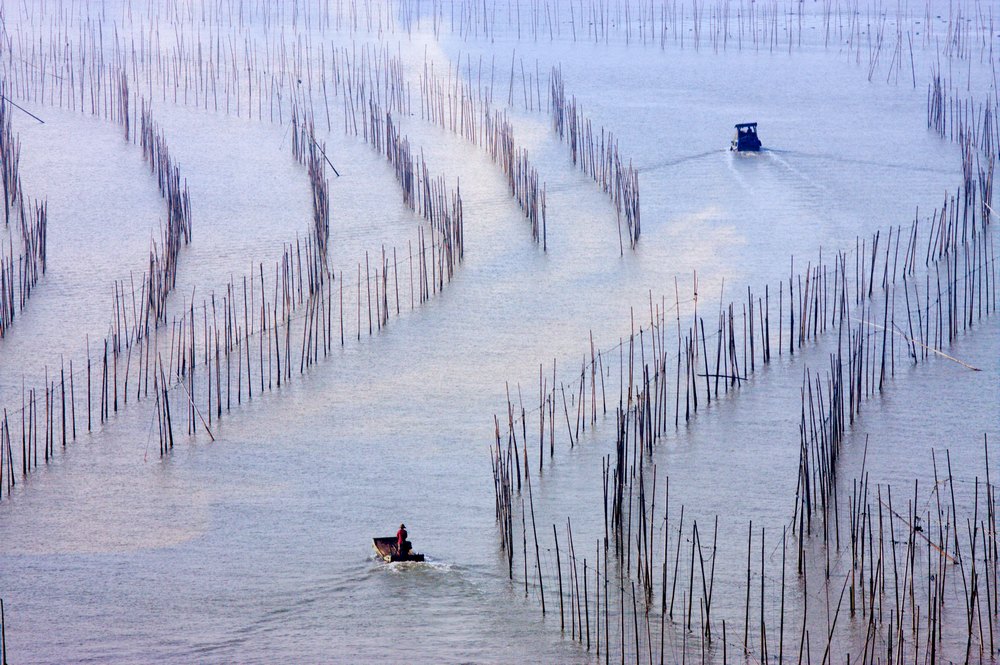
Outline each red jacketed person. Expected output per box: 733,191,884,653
396,524,408,555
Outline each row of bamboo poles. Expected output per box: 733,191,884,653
494,194,995,497
5,0,990,62
138,99,194,328
794,311,999,660
303,44,471,274
0,198,465,492
338,89,467,276
1,38,455,325
0,178,461,474
928,70,1000,170
0,87,48,338
0,87,467,497
1,0,920,258
291,104,333,270
493,198,995,555
492,180,996,662
338,45,550,245
0,88,20,228
1,0,942,212
495,430,998,663
493,334,1000,663
282,41,469,268
483,107,548,245
493,221,996,661
401,0,984,60
408,0,990,62
0,6,478,488
550,66,640,253
418,52,552,244
0,0,990,142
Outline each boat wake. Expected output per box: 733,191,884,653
764,149,830,192
640,149,724,173
725,152,755,193
767,147,953,175
377,556,454,576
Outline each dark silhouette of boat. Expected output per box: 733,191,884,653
731,122,762,152
373,537,425,562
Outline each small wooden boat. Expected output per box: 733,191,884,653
373,537,425,563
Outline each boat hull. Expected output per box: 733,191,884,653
731,137,762,152
373,537,425,563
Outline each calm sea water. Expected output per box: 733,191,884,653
0,1,997,662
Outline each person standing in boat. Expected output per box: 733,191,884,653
396,523,410,556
